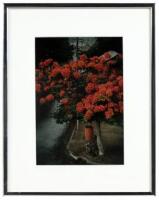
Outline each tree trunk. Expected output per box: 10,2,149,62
95,121,104,156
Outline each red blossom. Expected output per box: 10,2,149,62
76,102,85,113
60,98,69,105
61,67,71,79
113,103,119,112
82,95,94,110
98,85,107,95
78,60,85,68
43,58,53,67
113,86,120,93
36,83,41,93
105,108,114,119
50,81,56,88
103,52,111,60
100,52,110,63
87,73,97,83
80,54,87,61
117,75,123,81
44,86,50,92
105,88,113,97
73,71,81,79
92,94,99,104
84,110,94,121
85,83,96,94
87,61,96,68
54,62,60,67
107,59,117,66
59,90,65,97
71,61,78,69
94,105,105,112
50,67,61,77
108,102,114,108
118,79,123,88
90,56,99,63
94,63,105,71
84,102,94,110
45,94,54,102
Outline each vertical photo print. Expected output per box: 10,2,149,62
35,37,123,165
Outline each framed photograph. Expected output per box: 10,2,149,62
3,3,155,195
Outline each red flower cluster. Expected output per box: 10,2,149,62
87,73,98,83
85,83,96,94
94,105,105,113
36,51,123,123
76,72,123,122
50,67,61,78
61,67,71,79
39,94,54,105
45,94,54,102
36,58,58,106
73,71,81,79
39,58,53,68
60,98,69,105
76,102,85,113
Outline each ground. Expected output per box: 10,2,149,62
68,122,124,164
36,104,123,165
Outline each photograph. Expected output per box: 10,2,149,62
35,37,124,165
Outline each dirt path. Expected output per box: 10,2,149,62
36,102,123,165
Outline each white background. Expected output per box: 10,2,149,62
0,0,159,200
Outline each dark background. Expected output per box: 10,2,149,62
35,37,123,65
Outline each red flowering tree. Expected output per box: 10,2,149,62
36,51,123,155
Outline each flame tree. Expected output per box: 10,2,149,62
36,51,123,155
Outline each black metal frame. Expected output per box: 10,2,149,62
3,3,156,196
